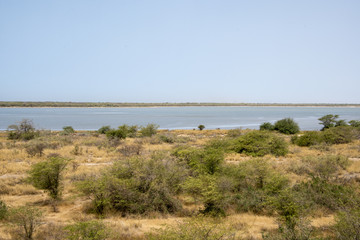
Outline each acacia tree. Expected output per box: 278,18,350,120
318,114,339,130
28,155,68,211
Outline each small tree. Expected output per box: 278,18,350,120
198,124,205,131
349,120,360,127
28,156,68,211
318,114,339,130
7,119,37,141
8,206,42,240
274,118,300,134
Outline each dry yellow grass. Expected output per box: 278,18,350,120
0,129,359,239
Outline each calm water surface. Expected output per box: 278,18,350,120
0,107,359,131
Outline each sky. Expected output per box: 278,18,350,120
0,1,359,104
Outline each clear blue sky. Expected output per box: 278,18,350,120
1,1,359,103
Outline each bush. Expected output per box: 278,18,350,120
322,126,355,144
64,220,109,240
8,206,42,240
146,217,236,240
232,131,288,157
78,154,187,216
198,124,205,131
335,209,360,240
349,120,360,127
61,126,75,135
140,123,159,137
106,124,138,140
291,131,322,147
227,128,242,138
25,141,46,157
231,158,289,213
7,119,38,141
28,155,68,209
183,175,228,216
260,122,274,131
274,118,300,134
97,125,111,134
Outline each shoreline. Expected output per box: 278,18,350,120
1,102,360,108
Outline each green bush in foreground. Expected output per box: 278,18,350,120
8,206,43,240
28,155,68,210
232,131,288,157
335,209,360,240
146,217,236,240
64,220,109,240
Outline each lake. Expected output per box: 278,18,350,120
0,106,359,131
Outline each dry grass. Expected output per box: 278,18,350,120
0,129,358,239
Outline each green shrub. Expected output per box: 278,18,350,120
294,178,357,211
231,158,289,213
274,118,300,134
232,131,288,157
97,125,111,134
8,206,43,240
64,220,109,240
7,119,38,141
260,122,274,131
349,120,360,127
146,217,236,240
140,123,159,137
198,124,205,131
183,174,228,216
322,126,355,144
318,114,339,130
291,131,322,147
335,209,360,240
78,154,187,216
28,155,68,205
61,126,75,135
172,146,225,175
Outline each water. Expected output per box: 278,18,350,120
0,107,359,131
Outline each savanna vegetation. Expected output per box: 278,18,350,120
0,116,360,239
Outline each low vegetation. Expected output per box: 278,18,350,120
0,114,359,239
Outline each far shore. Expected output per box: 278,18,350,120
1,101,360,108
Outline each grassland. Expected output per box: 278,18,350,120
0,127,359,239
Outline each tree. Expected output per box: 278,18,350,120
273,118,300,134
318,114,339,130
198,124,205,131
349,120,360,127
8,206,42,240
7,119,37,141
28,155,68,211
